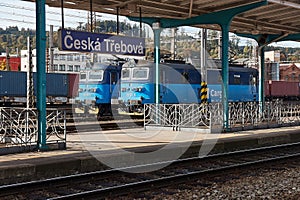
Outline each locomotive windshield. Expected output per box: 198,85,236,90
89,70,104,81
121,69,130,79
132,68,149,79
80,73,87,81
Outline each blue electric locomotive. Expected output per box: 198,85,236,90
118,60,202,114
75,62,122,119
118,60,258,114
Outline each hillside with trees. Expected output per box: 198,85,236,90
0,26,36,54
0,24,299,62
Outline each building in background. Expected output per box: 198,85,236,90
265,50,281,62
265,61,280,81
279,63,300,82
20,48,117,73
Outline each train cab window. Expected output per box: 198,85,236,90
121,69,130,79
80,73,87,81
132,68,149,79
89,70,104,81
233,74,241,85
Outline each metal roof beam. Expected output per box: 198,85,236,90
138,5,186,17
180,0,214,6
235,16,300,33
131,1,267,28
138,0,190,15
188,0,194,18
201,0,262,12
237,33,300,44
256,8,297,20
268,11,300,22
268,0,300,9
242,3,279,17
255,7,290,19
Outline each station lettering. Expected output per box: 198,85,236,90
59,29,145,56
210,89,222,97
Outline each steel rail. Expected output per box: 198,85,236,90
1,142,300,199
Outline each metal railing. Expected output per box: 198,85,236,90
144,103,222,132
0,107,66,154
144,100,300,132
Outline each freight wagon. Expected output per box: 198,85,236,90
265,80,300,100
0,71,79,106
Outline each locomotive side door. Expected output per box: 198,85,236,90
110,71,118,97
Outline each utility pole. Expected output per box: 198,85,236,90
201,28,207,82
170,28,177,59
218,31,222,60
5,47,10,71
27,37,34,109
49,25,54,72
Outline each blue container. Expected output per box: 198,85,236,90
0,71,27,96
33,73,69,97
46,73,69,97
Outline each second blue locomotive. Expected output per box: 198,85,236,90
75,61,122,119
117,60,259,114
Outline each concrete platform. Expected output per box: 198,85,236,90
1,125,300,185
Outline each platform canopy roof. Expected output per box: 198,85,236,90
24,0,300,41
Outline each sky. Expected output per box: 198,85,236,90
0,0,299,48
0,0,123,31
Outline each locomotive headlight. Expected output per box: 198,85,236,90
78,88,84,92
133,87,144,92
89,88,97,92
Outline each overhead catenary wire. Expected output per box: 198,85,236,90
0,2,136,30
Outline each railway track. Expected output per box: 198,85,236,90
1,142,300,199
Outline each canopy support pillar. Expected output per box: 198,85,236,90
258,45,265,112
220,24,230,131
36,0,47,150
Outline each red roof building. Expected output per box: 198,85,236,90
280,63,300,82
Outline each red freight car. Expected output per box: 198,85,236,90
265,80,300,100
68,73,79,98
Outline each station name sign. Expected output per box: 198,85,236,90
58,29,145,56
